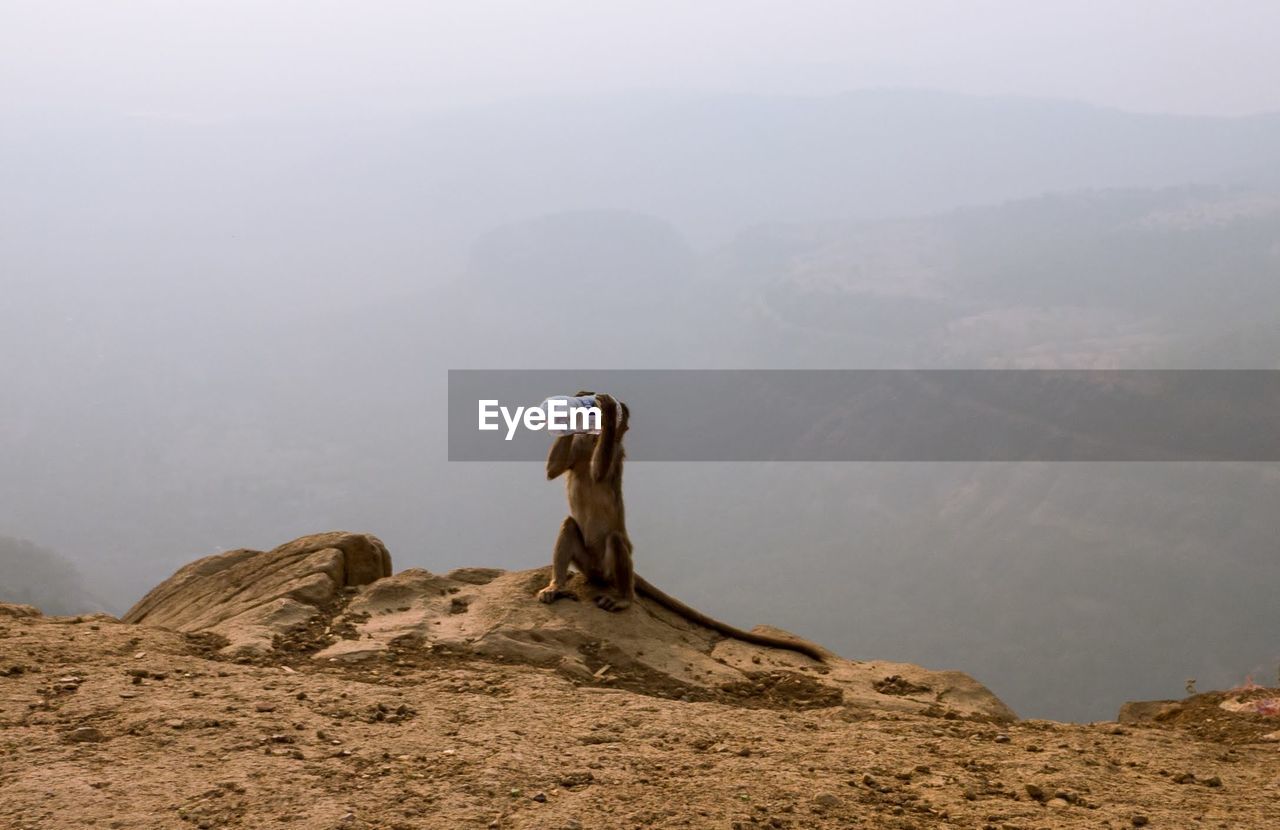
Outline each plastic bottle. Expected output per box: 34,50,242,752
541,394,621,435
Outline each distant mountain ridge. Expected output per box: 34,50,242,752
376,89,1280,241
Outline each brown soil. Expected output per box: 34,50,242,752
3,611,1279,830
1143,688,1280,746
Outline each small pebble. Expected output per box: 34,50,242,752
66,727,105,743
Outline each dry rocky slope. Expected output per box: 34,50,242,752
1,532,1277,830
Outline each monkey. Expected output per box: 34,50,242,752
536,392,829,663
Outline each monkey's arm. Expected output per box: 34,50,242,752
590,394,621,482
546,434,575,480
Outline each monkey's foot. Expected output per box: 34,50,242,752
537,585,577,604
594,594,632,612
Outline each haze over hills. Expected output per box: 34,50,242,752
4,90,1280,721
8,90,1280,282
0,537,105,616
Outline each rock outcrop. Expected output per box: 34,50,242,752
123,532,391,655
1118,689,1280,744
125,532,1015,722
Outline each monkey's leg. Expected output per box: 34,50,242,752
595,532,634,612
538,517,586,604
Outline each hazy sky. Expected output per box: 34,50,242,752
4,0,1279,119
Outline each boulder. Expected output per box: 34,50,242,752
313,565,1015,722
1117,700,1184,724
123,532,391,655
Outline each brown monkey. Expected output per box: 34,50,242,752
537,392,829,662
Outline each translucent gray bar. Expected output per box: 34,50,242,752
448,370,1280,461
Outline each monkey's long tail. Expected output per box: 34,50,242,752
634,575,831,663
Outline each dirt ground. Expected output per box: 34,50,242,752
2,610,1279,830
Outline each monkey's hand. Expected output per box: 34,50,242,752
594,393,618,422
